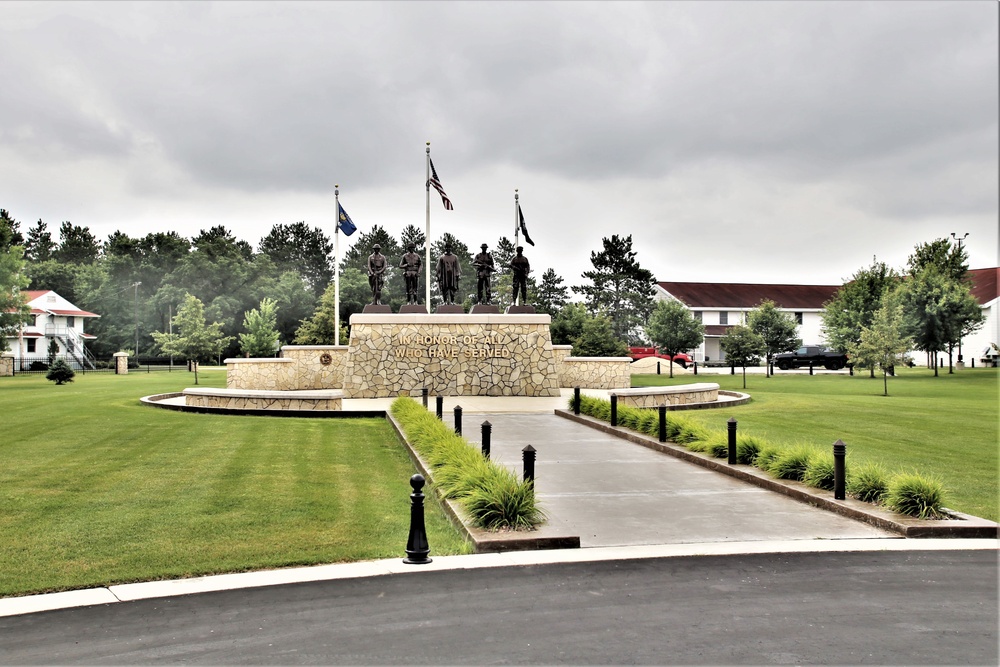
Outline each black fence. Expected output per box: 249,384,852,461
10,357,115,375
9,357,193,375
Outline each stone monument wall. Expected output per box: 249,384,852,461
558,357,632,389
226,358,295,390
0,354,12,377
342,314,561,398
280,345,349,389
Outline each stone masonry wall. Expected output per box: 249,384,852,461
558,357,632,389
281,346,349,389
341,314,561,398
615,383,720,408
0,355,12,377
186,393,342,411
226,358,295,390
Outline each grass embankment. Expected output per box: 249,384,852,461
631,368,999,521
0,372,470,598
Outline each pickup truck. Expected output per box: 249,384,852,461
628,347,693,369
772,345,850,371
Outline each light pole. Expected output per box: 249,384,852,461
132,281,141,357
950,233,969,363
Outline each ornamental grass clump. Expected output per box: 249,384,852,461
736,435,766,465
802,452,840,490
702,434,730,458
391,397,542,530
847,462,889,504
764,444,816,481
885,472,946,519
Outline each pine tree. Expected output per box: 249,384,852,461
574,235,656,344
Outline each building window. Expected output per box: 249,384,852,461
27,338,36,353
693,311,702,322
719,311,729,325
66,316,75,328
795,312,803,325
29,314,37,326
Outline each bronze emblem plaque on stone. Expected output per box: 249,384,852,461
320,353,333,366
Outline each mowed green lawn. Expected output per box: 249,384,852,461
633,367,999,522
0,370,470,598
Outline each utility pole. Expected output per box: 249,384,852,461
132,281,141,357
950,233,969,363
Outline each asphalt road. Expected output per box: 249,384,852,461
2,549,996,665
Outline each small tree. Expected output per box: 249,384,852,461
646,299,705,378
720,325,766,389
47,338,58,366
848,295,912,396
151,294,233,385
46,358,75,385
550,303,590,346
747,299,801,376
239,298,280,357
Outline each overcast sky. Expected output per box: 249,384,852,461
2,1,997,290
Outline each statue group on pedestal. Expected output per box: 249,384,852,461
366,242,530,308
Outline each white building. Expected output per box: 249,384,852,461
653,281,841,363
964,268,999,366
5,290,100,369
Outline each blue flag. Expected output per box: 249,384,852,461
337,203,357,236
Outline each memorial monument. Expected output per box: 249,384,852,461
399,243,422,306
367,244,388,306
473,243,495,305
436,244,461,308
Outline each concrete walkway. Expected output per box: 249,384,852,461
461,411,893,546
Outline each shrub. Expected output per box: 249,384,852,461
693,433,726,458
885,472,946,519
735,435,765,465
463,471,545,530
391,397,543,530
803,452,840,490
29,360,48,371
765,444,816,481
637,409,660,437
847,462,889,504
46,359,75,385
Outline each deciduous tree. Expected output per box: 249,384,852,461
848,294,912,396
746,299,801,376
151,293,233,385
720,324,766,389
239,298,280,357
0,246,30,351
646,299,705,378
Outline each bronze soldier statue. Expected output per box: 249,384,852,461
399,243,422,305
473,243,495,305
511,245,530,306
367,244,388,305
436,244,461,305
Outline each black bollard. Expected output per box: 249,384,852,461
658,404,667,442
693,361,698,376
971,358,975,368
730,362,735,376
403,474,432,564
422,387,428,408
833,439,846,500
610,393,618,427
435,395,443,420
727,418,737,464
809,362,814,376
657,361,661,375
522,445,536,483
849,365,854,376
454,405,463,435
481,420,491,460
574,386,581,415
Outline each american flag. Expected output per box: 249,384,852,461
428,158,453,210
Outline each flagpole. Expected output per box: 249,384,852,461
514,189,520,306
334,184,341,346
425,142,432,311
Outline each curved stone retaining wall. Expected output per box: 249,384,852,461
184,387,343,411
613,383,720,408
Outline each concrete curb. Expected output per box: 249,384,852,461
555,409,998,539
385,411,581,553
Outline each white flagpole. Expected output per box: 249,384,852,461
334,184,341,346
425,142,432,311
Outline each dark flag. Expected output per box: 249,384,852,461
518,203,534,246
338,203,357,236
428,158,454,210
